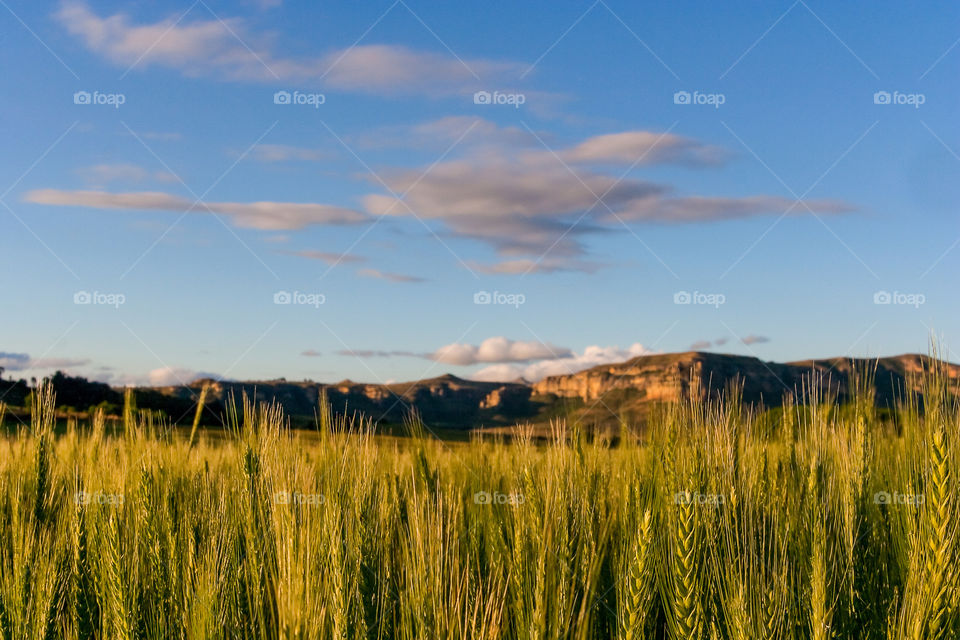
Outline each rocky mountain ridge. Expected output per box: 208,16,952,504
5,352,957,430
162,351,960,429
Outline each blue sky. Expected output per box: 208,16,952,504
1,0,958,386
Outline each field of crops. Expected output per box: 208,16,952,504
0,366,958,640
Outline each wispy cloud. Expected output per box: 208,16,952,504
24,189,368,230
357,268,426,283
0,352,90,372
557,131,727,167
56,1,523,95
335,349,420,358
361,127,854,269
279,250,365,265
249,144,329,163
353,116,537,151
469,257,606,275
77,163,177,186
471,342,655,381
688,336,765,349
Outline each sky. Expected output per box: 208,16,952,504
1,0,958,387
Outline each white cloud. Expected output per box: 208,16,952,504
741,335,771,345
471,342,655,381
24,189,367,230
56,2,522,94
147,367,215,386
431,337,570,366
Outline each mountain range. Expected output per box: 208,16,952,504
5,352,957,431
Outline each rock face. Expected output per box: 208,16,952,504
533,351,960,418
533,352,796,405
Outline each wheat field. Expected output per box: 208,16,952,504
0,365,958,640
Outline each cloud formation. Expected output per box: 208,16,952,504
27,114,855,276
279,250,365,265
335,349,420,358
250,144,328,163
146,367,216,386
24,189,367,230
557,131,727,167
357,269,426,283
430,337,570,366
471,343,655,382
688,336,767,350
362,127,855,268
77,163,176,186
56,1,522,95
0,352,90,372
